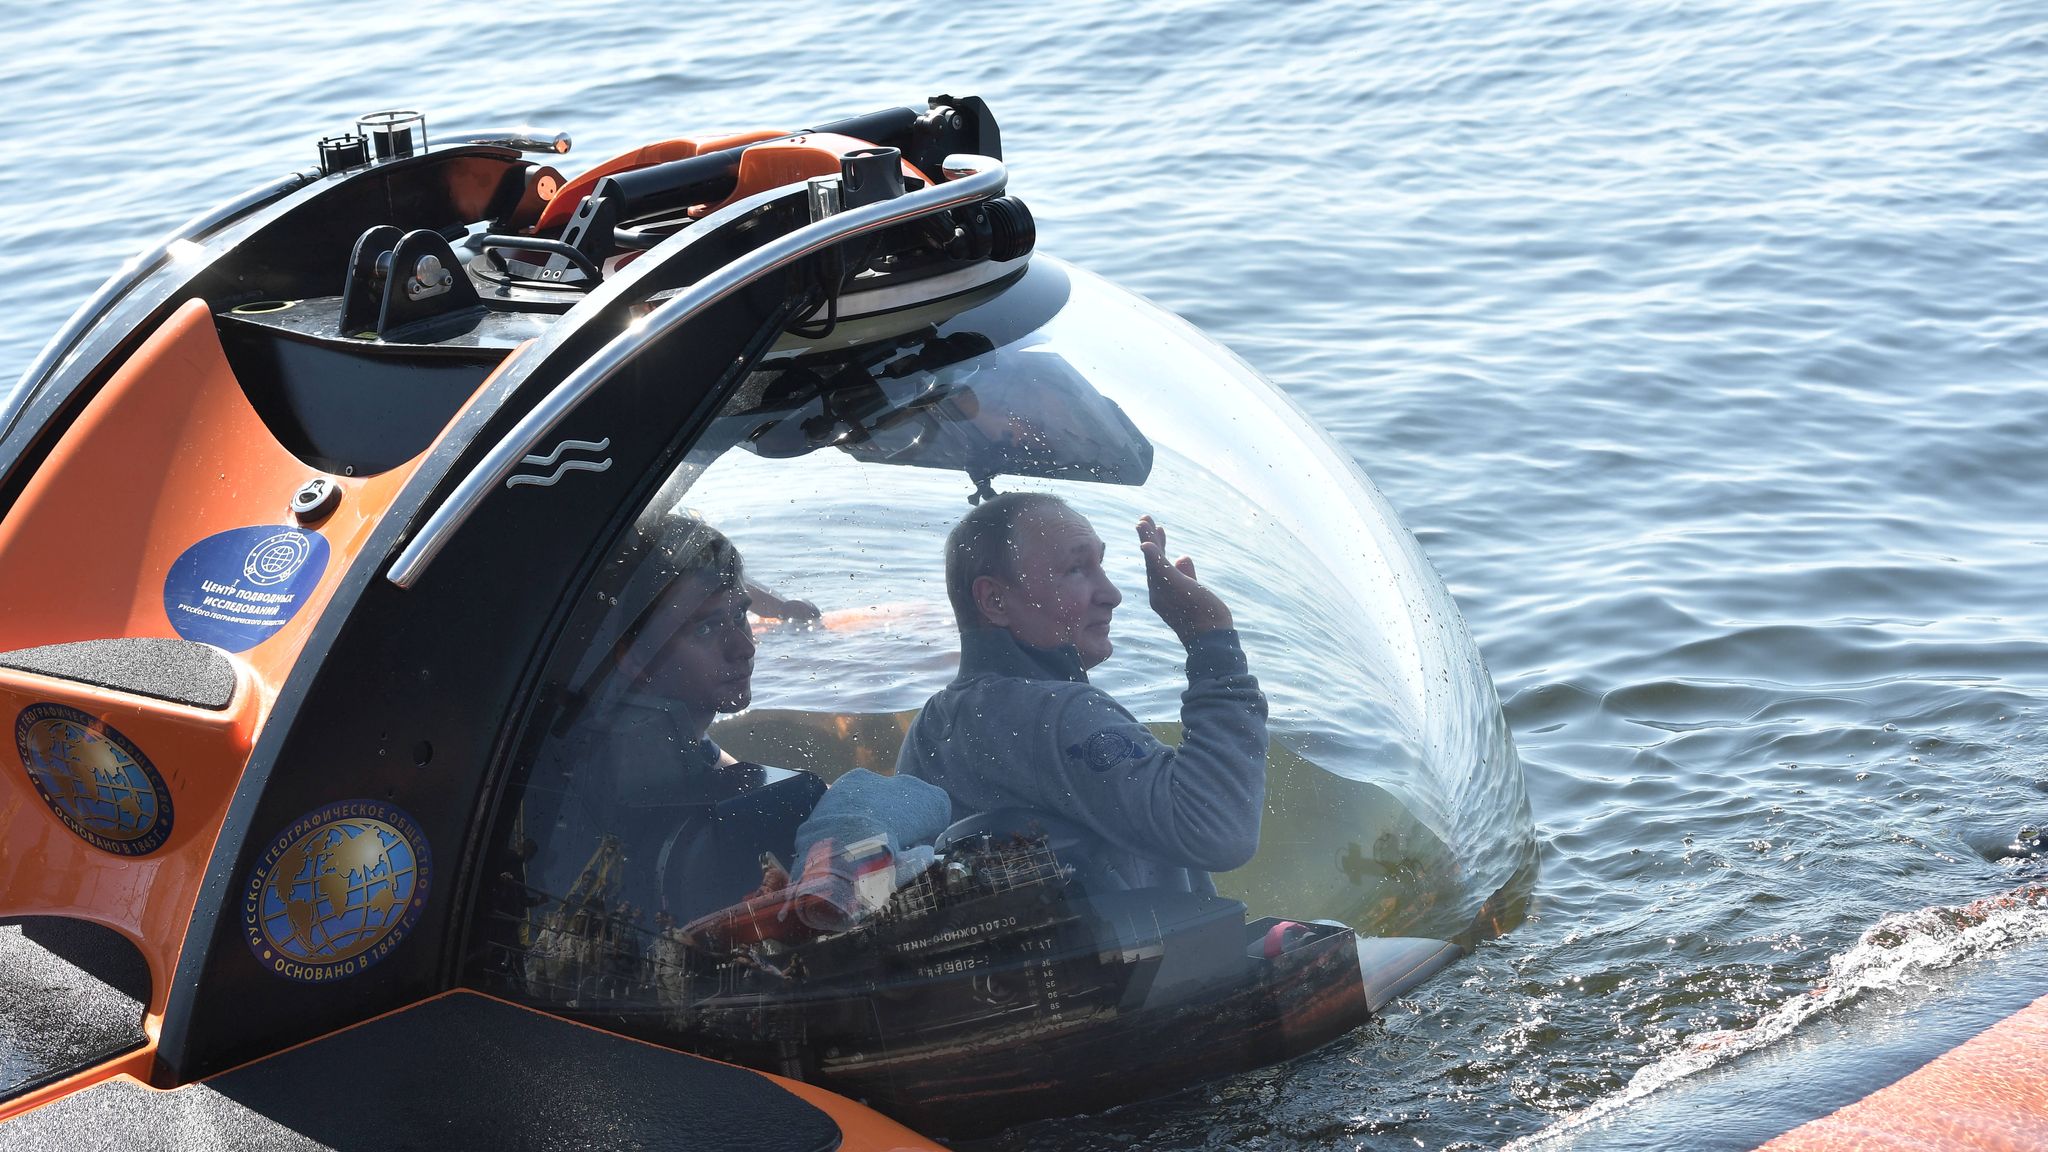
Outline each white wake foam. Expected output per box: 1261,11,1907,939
1506,883,2048,1148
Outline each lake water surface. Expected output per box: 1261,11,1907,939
6,2,2048,1148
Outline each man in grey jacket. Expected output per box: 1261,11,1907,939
895,493,1268,893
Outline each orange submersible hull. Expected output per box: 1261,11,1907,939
0,97,1482,1146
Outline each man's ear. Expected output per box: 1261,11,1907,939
972,575,1010,627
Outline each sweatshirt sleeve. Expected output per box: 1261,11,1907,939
1039,629,1268,872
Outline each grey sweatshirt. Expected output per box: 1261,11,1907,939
895,627,1268,893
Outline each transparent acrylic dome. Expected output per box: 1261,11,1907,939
473,256,1533,1133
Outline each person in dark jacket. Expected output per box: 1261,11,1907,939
896,493,1268,893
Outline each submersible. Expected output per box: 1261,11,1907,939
0,97,1530,1146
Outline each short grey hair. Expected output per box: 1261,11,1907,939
943,492,1071,632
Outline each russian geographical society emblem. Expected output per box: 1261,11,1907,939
243,800,431,982
15,703,173,855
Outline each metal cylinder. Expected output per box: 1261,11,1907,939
318,134,369,175
839,146,904,210
357,110,429,160
984,196,1036,262
806,175,844,222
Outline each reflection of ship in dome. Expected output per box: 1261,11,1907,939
0,94,1532,1149
499,815,1458,1137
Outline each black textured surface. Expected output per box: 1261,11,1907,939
0,918,149,1103
0,638,236,711
0,992,843,1152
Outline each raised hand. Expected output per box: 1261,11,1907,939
745,580,821,622
1138,515,1233,643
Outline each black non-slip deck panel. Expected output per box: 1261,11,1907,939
0,918,149,1104
0,991,843,1152
0,638,236,711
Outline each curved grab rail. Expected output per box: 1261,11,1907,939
4,169,320,436
385,154,1007,589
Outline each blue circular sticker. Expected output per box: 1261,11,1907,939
16,703,174,856
163,525,330,652
243,799,432,983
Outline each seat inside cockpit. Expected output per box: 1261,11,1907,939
465,257,1512,1135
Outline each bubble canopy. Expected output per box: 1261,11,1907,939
471,257,1528,1132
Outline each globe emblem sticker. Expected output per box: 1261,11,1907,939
244,800,431,982
243,531,313,587
16,703,173,856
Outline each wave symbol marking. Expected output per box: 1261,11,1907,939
508,438,613,488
